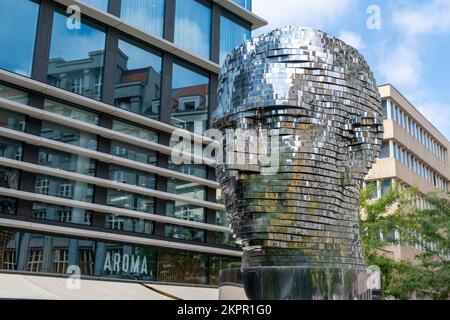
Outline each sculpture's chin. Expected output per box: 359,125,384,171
220,266,376,300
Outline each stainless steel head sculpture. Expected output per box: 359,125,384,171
214,27,383,300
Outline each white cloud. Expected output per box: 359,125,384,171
378,0,450,130
392,0,450,36
379,41,422,88
338,31,365,50
252,0,357,36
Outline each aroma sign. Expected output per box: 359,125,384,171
103,252,149,275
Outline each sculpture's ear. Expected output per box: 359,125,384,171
344,113,384,187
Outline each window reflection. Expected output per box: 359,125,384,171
115,39,162,119
111,140,158,165
48,10,106,100
107,189,155,213
109,164,156,189
0,108,27,132
41,121,98,151
32,202,93,226
38,147,97,176
35,174,94,203
166,178,206,223
165,224,205,242
0,137,23,161
121,0,165,38
171,62,209,133
174,0,211,59
112,120,159,143
0,0,39,77
0,228,240,283
105,214,153,235
0,196,17,215
44,99,100,125
220,13,251,65
231,0,252,11
79,0,109,11
157,249,208,285
0,84,29,104
0,166,20,190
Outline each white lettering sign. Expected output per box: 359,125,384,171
103,252,149,275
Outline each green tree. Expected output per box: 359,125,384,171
359,182,450,300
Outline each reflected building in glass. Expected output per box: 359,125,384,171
0,0,267,290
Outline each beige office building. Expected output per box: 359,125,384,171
365,84,450,261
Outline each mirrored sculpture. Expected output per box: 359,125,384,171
214,27,383,300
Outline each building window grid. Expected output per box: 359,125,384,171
52,248,69,274
27,249,43,272
391,141,448,192
2,249,17,270
386,99,447,164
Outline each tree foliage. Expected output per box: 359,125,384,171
359,182,450,300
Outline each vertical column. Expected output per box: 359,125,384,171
206,166,217,244
108,0,122,17
102,28,119,105
210,3,221,65
154,49,173,236
31,0,54,83
164,0,176,43
92,113,112,228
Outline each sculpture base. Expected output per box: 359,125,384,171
219,267,381,300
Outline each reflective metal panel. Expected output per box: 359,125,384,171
215,27,383,300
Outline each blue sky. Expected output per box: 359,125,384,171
253,0,450,140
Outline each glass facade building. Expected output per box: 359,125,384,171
0,0,265,287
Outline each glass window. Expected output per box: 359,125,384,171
44,99,99,125
1,227,235,284
209,256,241,285
0,137,23,161
115,39,162,119
0,84,29,104
80,0,109,11
121,0,165,38
0,108,27,132
157,249,208,284
48,10,106,100
0,166,20,190
32,202,92,226
174,0,211,59
220,13,251,65
215,211,228,227
107,189,155,213
168,162,207,178
38,147,97,176
381,179,391,196
215,232,238,247
231,0,252,10
111,140,158,165
381,100,387,119
112,120,158,143
105,214,153,235
164,224,205,242
35,174,94,202
0,0,39,77
166,165,206,223
41,121,98,151
109,165,156,189
166,200,205,223
0,196,17,215
171,62,209,133
379,141,390,159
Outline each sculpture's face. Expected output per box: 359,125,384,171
214,27,383,269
